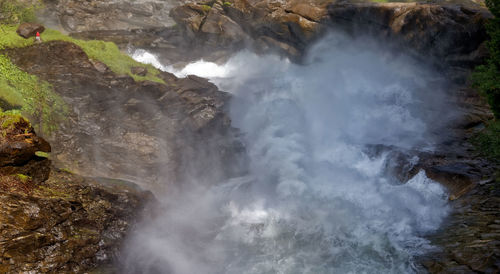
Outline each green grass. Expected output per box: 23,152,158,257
15,174,31,183
42,29,165,83
0,110,24,129
473,120,500,162
201,4,212,12
0,54,67,135
35,151,50,158
0,25,34,50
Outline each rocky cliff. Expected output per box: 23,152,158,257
4,40,246,190
0,113,152,273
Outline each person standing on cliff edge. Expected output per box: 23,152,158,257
34,32,42,43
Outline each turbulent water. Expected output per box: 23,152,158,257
126,33,454,273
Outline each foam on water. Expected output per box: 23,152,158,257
125,33,452,274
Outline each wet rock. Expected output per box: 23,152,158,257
327,3,491,71
424,163,479,200
0,114,152,272
4,41,246,190
422,175,500,273
16,22,45,39
90,59,110,73
0,169,153,273
40,0,187,32
131,66,147,76
0,115,51,190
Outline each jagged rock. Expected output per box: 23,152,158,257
0,116,50,167
425,163,479,200
0,113,152,272
131,66,147,76
327,3,491,70
16,22,45,38
4,41,246,190
0,115,51,191
40,0,188,32
0,169,153,273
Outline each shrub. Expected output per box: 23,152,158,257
471,0,500,162
472,0,500,118
473,120,500,162
0,0,41,25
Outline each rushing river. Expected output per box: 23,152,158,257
125,33,453,273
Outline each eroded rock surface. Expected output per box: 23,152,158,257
0,115,152,273
4,41,245,190
40,0,188,32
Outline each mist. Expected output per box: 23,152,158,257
123,33,456,273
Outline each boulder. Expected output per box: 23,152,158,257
16,22,45,39
131,66,147,76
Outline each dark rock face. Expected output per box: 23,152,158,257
421,177,500,273
16,22,45,38
39,0,187,32
4,41,246,190
327,3,491,78
72,1,489,70
0,115,152,273
0,169,153,273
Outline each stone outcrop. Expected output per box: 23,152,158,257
16,22,45,38
422,177,500,273
0,114,51,191
4,41,246,190
0,114,152,273
70,0,490,70
327,3,491,78
39,0,188,32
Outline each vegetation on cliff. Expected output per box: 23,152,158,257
0,54,67,135
472,0,500,162
0,0,40,25
0,0,166,136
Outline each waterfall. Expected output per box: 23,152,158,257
126,33,454,273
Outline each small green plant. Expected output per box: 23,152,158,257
201,5,212,12
15,173,31,183
35,151,50,158
223,2,232,6
0,110,24,129
59,168,73,174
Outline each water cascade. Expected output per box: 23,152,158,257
125,33,456,273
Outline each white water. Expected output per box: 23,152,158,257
126,34,452,273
